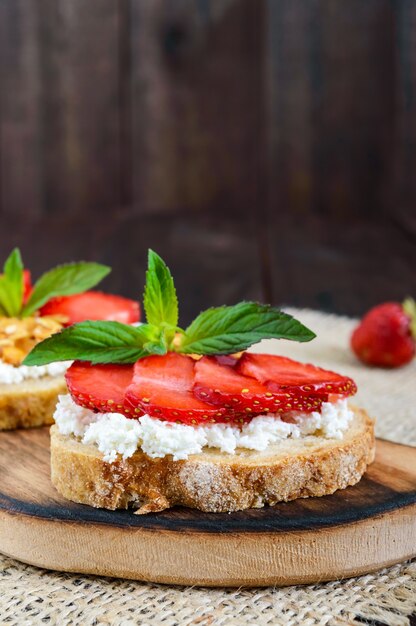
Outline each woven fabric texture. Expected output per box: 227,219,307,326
1,309,415,626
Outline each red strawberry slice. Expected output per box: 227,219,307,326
193,356,323,414
40,291,140,325
237,353,357,397
66,361,137,417
125,353,248,425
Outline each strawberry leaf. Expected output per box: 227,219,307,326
22,321,167,365
0,248,24,317
178,302,316,355
22,262,111,318
403,297,416,340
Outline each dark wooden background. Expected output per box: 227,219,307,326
0,0,415,323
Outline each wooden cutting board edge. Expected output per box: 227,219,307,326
0,433,415,587
0,501,415,587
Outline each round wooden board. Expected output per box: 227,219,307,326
0,428,415,587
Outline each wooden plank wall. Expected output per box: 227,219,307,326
0,0,414,322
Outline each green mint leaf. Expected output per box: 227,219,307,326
0,248,24,317
22,261,111,318
143,325,169,355
143,341,168,355
179,302,316,354
144,250,178,338
22,321,167,366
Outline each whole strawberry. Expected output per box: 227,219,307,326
351,299,416,368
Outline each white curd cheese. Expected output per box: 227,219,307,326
54,394,354,463
83,414,143,463
0,360,71,385
54,394,98,438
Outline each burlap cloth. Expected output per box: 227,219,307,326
0,309,415,626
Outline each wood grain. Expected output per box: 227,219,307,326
0,1,415,316
0,0,43,216
130,0,264,214
0,0,122,215
267,0,395,219
0,428,414,586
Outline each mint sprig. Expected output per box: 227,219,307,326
0,248,111,318
24,250,316,366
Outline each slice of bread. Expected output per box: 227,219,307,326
50,406,375,514
0,377,67,430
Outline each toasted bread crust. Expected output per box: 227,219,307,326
0,377,67,430
50,407,375,514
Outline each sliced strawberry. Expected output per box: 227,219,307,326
23,269,32,302
66,361,137,417
193,356,322,414
40,291,140,325
237,353,357,397
125,353,248,425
